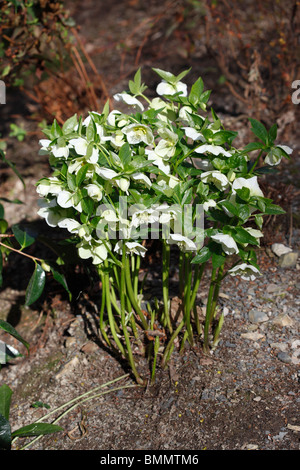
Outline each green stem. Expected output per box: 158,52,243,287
183,252,193,345
97,268,111,347
203,264,224,352
203,267,217,352
162,240,172,333
179,250,185,299
103,260,126,356
120,246,143,384
151,336,160,383
248,149,263,175
162,319,185,368
124,256,148,330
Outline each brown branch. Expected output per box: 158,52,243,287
0,241,43,263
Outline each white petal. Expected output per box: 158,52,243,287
232,176,264,198
69,138,88,155
211,233,239,255
57,190,74,208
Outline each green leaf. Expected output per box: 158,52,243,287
255,214,263,229
80,197,94,216
50,119,63,139
264,204,286,215
31,401,50,409
241,141,265,154
152,68,176,84
119,142,132,168
212,250,226,269
0,149,25,188
50,267,72,301
76,164,89,187
0,218,8,234
219,200,239,217
237,204,251,222
11,422,63,438
25,263,46,306
268,123,277,144
191,246,211,264
0,413,11,450
233,227,259,245
12,224,36,249
235,187,250,202
67,171,76,191
189,77,204,106
86,119,96,142
62,114,77,134
249,118,268,144
0,320,29,352
0,384,13,420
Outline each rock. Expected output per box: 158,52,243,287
287,424,300,432
277,352,293,364
271,243,292,257
272,313,294,327
278,251,299,268
291,339,300,349
248,308,269,323
270,342,288,352
55,355,80,380
241,331,265,341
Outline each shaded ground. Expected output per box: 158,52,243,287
0,0,300,454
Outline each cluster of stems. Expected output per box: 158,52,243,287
97,239,225,384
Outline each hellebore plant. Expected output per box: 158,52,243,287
36,68,291,384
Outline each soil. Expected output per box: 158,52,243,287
0,0,300,454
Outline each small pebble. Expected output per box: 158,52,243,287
277,351,293,364
248,308,269,324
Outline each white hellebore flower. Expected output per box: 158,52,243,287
194,143,232,157
51,144,70,159
182,127,205,142
107,110,129,128
56,190,82,212
69,137,89,156
200,170,229,191
122,123,154,145
179,106,198,125
264,144,293,166
86,184,103,201
167,233,197,252
154,127,178,159
57,218,81,234
36,177,62,197
232,176,264,198
113,92,144,112
145,148,171,175
130,207,160,228
77,240,109,265
114,241,147,258
244,227,264,245
37,199,66,228
203,199,217,212
211,233,239,255
39,139,51,155
228,263,260,281
156,80,188,97
131,172,152,189
39,139,70,158
82,112,101,127
96,167,130,192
